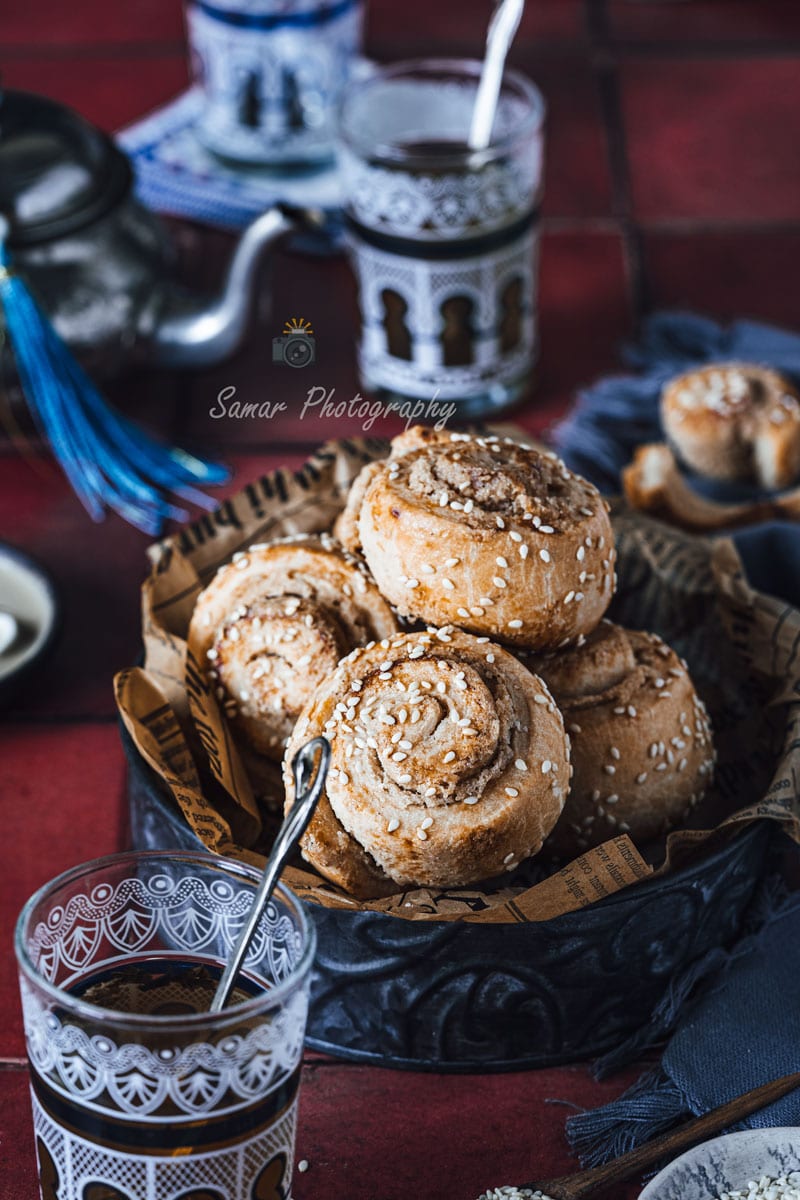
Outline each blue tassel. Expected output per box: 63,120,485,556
0,218,229,535
566,1067,694,1168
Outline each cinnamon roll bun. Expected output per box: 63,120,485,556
188,535,399,761
342,427,615,650
661,363,800,489
527,620,715,856
284,627,570,898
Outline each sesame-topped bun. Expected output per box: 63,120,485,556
284,627,570,898
661,363,800,490
526,620,715,857
344,427,615,650
188,534,399,761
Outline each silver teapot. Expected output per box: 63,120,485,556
0,89,309,381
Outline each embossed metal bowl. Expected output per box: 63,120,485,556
124,726,770,1072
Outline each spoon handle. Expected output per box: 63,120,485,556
468,0,525,152
534,1070,800,1199
209,737,330,1013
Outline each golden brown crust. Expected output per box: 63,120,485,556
351,428,615,650
188,534,399,761
525,621,715,856
661,363,800,489
284,627,570,898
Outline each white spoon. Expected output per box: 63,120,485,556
468,0,526,152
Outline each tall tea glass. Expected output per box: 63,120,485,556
339,58,546,418
15,850,315,1200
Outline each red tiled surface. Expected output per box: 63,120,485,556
642,228,800,326
3,3,800,1198
621,57,800,222
608,0,800,44
0,55,189,132
0,724,127,1059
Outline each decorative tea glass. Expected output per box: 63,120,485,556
187,0,365,164
338,58,546,418
15,850,315,1200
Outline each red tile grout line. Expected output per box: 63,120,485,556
583,0,642,327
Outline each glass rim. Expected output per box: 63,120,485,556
14,848,316,1031
338,56,546,169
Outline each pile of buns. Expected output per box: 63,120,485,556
189,427,715,900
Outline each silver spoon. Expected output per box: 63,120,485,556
468,0,526,152
209,736,331,1012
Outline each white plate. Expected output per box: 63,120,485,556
640,1127,800,1200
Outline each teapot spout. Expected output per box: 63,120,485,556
146,207,298,369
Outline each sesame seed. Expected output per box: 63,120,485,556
496,516,505,529
564,590,575,604
505,787,519,797
541,760,552,774
576,546,585,562
417,828,428,840
446,557,460,568
207,648,218,661
392,752,407,762
540,525,554,534
496,556,509,568
387,818,400,832
604,764,616,775
421,564,435,574
628,706,637,717
462,727,478,736
636,772,648,784
406,578,419,589
486,652,495,663
442,578,455,590
569,723,582,734
398,774,411,784
298,1160,309,1174
610,746,620,760
508,619,523,629
399,739,412,750
540,549,551,563
421,816,433,830
515,758,528,771
443,751,456,764
519,545,529,559
606,795,619,804
471,606,485,617
534,694,548,705
503,852,515,864
493,576,507,588
510,531,522,542
463,795,479,805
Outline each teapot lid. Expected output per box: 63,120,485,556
0,89,132,248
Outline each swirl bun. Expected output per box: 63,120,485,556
527,621,714,855
284,627,570,898
188,535,399,760
662,363,800,489
346,428,615,649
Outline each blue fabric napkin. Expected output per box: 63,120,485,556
552,311,800,607
567,888,800,1166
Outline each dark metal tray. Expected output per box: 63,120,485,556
124,725,769,1072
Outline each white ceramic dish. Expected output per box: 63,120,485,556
640,1128,800,1200
0,543,58,697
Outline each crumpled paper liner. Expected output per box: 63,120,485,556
114,435,800,924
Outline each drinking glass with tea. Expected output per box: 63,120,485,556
15,850,315,1200
338,58,546,418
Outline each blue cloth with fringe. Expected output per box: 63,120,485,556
552,311,800,606
566,891,800,1167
